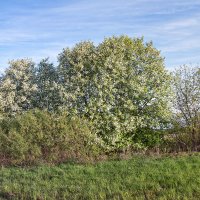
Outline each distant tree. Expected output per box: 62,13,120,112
173,65,200,128
58,36,172,147
33,58,61,111
0,59,36,115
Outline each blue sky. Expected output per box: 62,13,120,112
0,0,200,71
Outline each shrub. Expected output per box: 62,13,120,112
163,125,200,153
0,110,101,165
132,128,164,148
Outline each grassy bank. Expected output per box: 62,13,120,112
0,154,200,200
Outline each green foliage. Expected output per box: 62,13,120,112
133,128,164,148
0,154,200,199
0,110,101,164
58,36,172,147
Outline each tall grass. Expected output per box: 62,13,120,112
0,154,200,199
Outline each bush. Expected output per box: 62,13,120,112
132,128,164,148
0,110,101,165
162,125,200,153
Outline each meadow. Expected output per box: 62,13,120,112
0,154,200,200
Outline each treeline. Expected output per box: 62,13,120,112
0,36,199,165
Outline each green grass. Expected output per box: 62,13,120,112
0,154,200,200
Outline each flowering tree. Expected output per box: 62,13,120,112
58,36,171,146
0,59,36,115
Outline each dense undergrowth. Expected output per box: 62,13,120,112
0,110,102,165
0,109,199,166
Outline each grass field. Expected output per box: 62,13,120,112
0,154,200,200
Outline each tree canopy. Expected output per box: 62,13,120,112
58,36,171,145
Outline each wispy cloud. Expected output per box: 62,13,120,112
164,18,199,31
